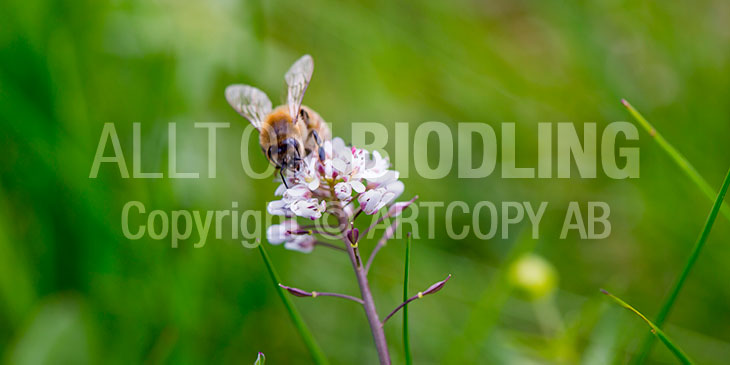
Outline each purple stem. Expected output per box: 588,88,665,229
278,284,364,304
382,274,452,325
314,240,346,252
364,220,400,275
340,215,391,364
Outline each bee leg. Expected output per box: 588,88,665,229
300,109,310,125
269,146,290,188
279,168,290,189
311,129,322,145
309,129,326,162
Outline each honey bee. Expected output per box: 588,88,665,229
225,55,331,187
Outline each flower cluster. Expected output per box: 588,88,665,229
266,138,404,252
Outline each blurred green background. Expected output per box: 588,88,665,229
2,0,730,363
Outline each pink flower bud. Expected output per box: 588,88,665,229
423,274,452,296
279,284,312,297
347,228,360,245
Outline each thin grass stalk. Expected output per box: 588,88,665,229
621,99,730,222
635,165,730,363
601,289,692,364
258,244,328,364
403,233,413,365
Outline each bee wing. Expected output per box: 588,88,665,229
225,84,272,129
285,54,314,123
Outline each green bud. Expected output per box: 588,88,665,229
508,254,558,300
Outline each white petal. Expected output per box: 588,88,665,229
283,185,310,203
266,224,287,244
274,184,287,196
290,198,324,220
388,199,414,218
334,182,352,200
267,200,293,216
307,178,320,190
379,191,396,207
284,235,315,253
350,180,366,193
358,189,384,215
332,158,348,174
384,180,404,199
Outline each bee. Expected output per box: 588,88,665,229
225,55,331,187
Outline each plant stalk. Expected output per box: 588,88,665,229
340,215,391,364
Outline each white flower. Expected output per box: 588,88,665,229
267,220,301,244
367,169,404,201
268,184,320,218
283,184,311,201
267,200,293,217
266,220,316,253
284,235,316,253
332,142,368,182
297,157,320,190
334,182,353,201
382,180,404,200
361,150,389,180
268,137,404,219
358,188,395,215
290,198,327,220
387,196,417,219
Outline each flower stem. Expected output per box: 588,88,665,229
341,216,391,364
279,283,364,304
314,240,346,252
382,274,452,325
634,165,730,363
365,220,400,275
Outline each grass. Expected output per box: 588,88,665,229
623,100,730,363
622,99,730,222
403,233,413,365
600,289,692,365
634,164,730,362
258,244,328,364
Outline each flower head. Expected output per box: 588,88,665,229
266,137,404,252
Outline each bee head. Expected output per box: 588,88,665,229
268,138,303,172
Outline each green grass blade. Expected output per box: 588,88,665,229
634,165,730,363
600,289,693,365
403,233,413,365
621,99,730,222
258,244,328,364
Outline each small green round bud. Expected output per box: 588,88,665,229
508,254,558,301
